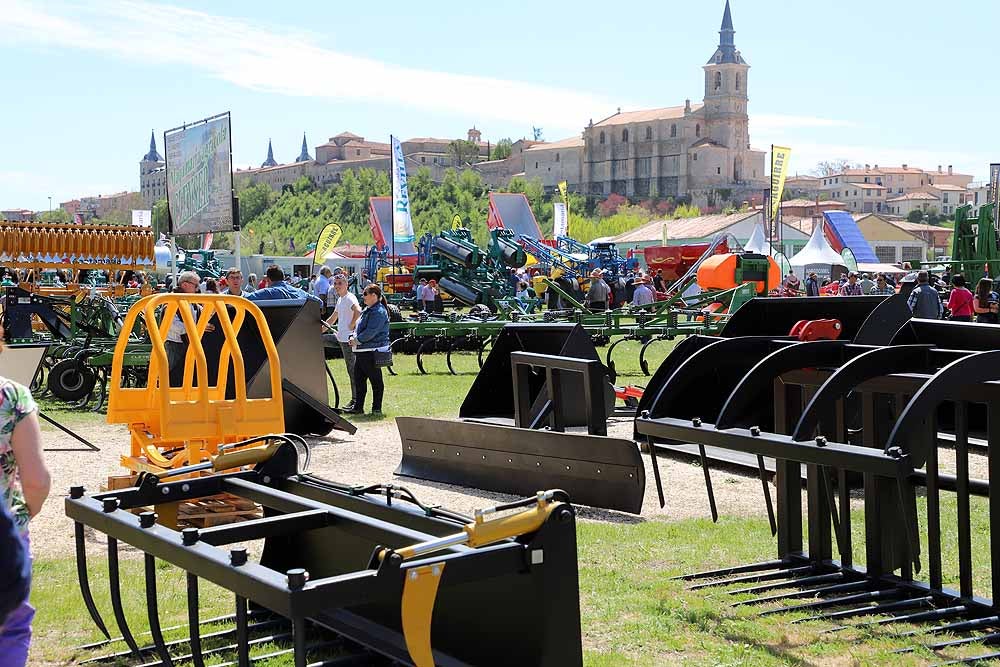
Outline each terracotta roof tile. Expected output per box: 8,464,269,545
593,104,702,127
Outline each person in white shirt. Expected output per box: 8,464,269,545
632,277,655,308
166,271,215,386
324,274,363,411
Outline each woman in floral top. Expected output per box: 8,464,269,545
0,326,50,667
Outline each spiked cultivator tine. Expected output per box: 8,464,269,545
143,551,174,667
186,574,205,667
756,455,776,536
647,434,665,509
73,511,110,640
698,443,718,522
106,533,141,657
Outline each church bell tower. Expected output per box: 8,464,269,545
703,1,750,157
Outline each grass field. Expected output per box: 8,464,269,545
28,341,998,665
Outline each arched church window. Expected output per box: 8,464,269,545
714,72,722,90
695,124,701,137
599,131,605,145
670,124,677,138
735,74,741,91
645,126,652,141
622,129,629,143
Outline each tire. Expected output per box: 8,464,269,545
47,358,97,402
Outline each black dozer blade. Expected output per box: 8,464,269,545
396,417,645,514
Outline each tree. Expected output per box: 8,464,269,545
812,159,857,177
37,209,70,224
907,209,924,223
448,140,480,166
491,138,513,161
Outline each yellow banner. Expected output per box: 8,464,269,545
313,222,342,265
770,146,792,221
558,181,569,236
451,214,463,230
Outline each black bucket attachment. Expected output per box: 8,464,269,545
67,439,583,667
719,294,906,340
203,298,356,436
397,325,641,513
396,417,644,514
635,323,1000,655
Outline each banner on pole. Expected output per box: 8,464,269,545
131,210,152,227
391,135,415,245
164,112,234,236
553,202,569,238
769,145,792,221
989,163,1000,207
557,180,569,237
451,214,463,230
313,222,343,265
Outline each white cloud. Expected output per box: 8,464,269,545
1,0,617,134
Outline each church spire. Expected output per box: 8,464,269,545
143,129,163,162
295,133,312,162
707,0,745,65
261,139,278,168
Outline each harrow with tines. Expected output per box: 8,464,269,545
637,316,1000,663
68,437,583,667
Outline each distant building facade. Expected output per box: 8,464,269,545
818,164,974,215
523,1,766,205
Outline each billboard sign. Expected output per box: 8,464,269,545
164,112,234,236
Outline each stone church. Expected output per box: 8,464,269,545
523,1,766,204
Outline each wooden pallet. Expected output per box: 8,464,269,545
103,475,261,527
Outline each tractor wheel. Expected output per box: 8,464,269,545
47,359,97,402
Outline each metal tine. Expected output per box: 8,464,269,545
792,595,934,625
727,572,844,597
698,444,718,522
757,586,903,617
211,640,345,667
136,630,295,667
822,604,969,634
107,535,142,657
921,631,1000,652
83,618,287,664
646,435,665,509
187,574,205,667
689,565,815,591
934,651,1000,666
143,553,173,667
730,579,870,608
237,595,250,667
820,466,852,563
676,558,794,581
894,615,1000,639
77,612,245,651
75,521,111,640
756,455,777,536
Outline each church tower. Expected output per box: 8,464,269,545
140,130,163,176
261,139,278,168
703,1,750,165
296,133,312,162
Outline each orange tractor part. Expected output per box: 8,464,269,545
696,253,781,295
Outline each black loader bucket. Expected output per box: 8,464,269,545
67,438,583,667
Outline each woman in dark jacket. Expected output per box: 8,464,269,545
348,285,391,416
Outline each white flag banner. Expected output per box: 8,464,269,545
553,202,568,238
132,209,152,227
391,135,415,245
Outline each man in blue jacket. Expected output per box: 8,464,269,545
247,265,322,304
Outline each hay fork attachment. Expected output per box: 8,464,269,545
68,436,583,666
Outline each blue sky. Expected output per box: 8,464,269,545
2,0,997,211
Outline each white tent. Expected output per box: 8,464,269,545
789,220,845,276
744,222,774,256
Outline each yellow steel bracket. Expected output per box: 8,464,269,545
401,562,446,667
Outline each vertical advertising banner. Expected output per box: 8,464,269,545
557,180,569,237
313,222,343,266
553,202,569,238
451,214,463,230
390,135,415,245
164,113,234,236
769,145,792,221
990,163,1000,208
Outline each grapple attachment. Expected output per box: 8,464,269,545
635,318,1000,657
68,438,582,666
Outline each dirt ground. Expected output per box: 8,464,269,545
33,416,780,560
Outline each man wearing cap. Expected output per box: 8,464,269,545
839,272,864,296
585,269,610,311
